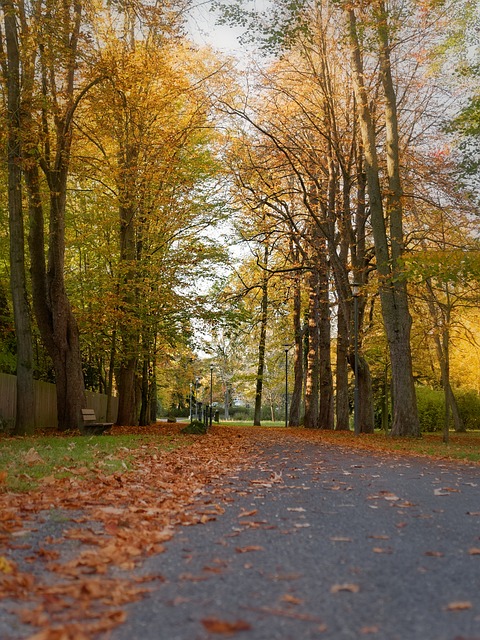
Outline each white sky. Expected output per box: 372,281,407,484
187,2,248,54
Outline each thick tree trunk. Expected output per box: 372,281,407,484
2,0,35,435
304,269,320,428
117,358,138,425
26,164,86,431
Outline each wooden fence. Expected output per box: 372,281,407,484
0,372,118,431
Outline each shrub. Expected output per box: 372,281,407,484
181,420,208,435
455,389,480,430
416,386,444,433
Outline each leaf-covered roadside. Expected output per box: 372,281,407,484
1,424,479,640
0,425,258,640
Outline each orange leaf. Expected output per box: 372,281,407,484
281,594,303,605
201,618,251,634
235,545,264,553
445,601,472,611
468,548,480,555
238,509,257,518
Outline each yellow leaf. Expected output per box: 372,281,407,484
0,556,15,574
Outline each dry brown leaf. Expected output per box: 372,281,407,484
235,545,264,553
331,583,360,593
361,625,380,634
445,601,472,611
372,547,392,554
468,548,480,555
425,551,444,557
23,448,45,466
280,594,303,605
237,509,257,518
201,618,251,634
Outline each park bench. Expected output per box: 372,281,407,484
81,408,113,435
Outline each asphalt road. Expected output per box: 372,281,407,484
109,437,480,640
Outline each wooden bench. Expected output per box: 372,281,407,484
81,409,113,435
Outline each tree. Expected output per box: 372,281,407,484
344,1,420,436
0,0,35,434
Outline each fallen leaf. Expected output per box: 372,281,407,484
330,536,352,542
425,551,444,557
281,594,303,605
361,626,380,634
237,509,257,518
372,547,392,554
445,601,472,611
23,448,45,466
331,583,360,593
468,548,480,555
201,618,251,634
0,555,15,574
235,545,264,553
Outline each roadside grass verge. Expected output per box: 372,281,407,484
219,421,480,463
0,431,190,492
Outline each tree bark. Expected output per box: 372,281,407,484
335,304,350,430
288,271,303,426
346,5,419,436
318,242,334,429
304,269,320,428
253,246,269,426
2,0,35,435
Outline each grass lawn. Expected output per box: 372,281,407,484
0,430,189,492
1,423,478,493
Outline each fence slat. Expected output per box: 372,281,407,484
0,373,118,431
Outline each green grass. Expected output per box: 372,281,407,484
0,434,185,492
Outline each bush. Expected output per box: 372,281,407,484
415,386,480,433
181,420,208,435
455,389,480,430
416,386,444,433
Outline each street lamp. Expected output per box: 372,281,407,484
284,343,291,429
189,382,193,422
210,364,214,428
352,283,360,436
195,376,200,420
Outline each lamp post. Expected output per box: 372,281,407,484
195,376,200,420
352,283,360,436
189,382,193,422
284,343,291,429
210,364,214,428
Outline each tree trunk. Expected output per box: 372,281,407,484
335,304,350,430
288,272,303,427
253,247,269,426
117,357,138,425
139,355,150,426
346,6,419,436
304,269,320,428
318,243,334,429
2,0,35,435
